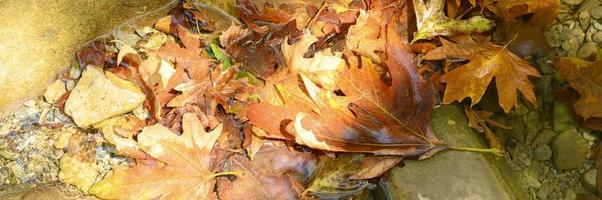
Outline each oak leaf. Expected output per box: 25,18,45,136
425,37,541,112
554,58,602,121
89,113,224,200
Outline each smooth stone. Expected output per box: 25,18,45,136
591,6,602,19
382,104,527,200
534,145,553,161
43,79,66,104
577,42,598,58
532,129,557,146
0,0,175,114
593,32,602,43
581,168,597,191
551,129,590,170
64,66,145,127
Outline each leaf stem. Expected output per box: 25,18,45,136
205,171,242,180
305,0,329,29
447,146,504,156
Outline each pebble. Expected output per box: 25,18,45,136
594,32,602,43
537,183,554,199
563,189,577,200
562,0,583,5
581,168,597,191
551,129,590,170
577,42,598,58
534,145,553,161
533,129,557,146
592,6,602,19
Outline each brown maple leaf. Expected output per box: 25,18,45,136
554,58,602,124
425,36,541,112
89,113,227,200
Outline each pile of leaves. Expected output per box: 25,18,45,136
50,0,602,199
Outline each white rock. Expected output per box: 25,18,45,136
64,65,146,127
43,79,66,104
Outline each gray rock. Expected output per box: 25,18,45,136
534,145,553,161
581,168,597,191
552,129,590,170
64,66,146,127
382,105,527,200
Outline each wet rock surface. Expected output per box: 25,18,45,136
552,129,590,170
0,0,175,112
381,105,527,200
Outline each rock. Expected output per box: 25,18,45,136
43,79,67,104
382,105,527,200
64,66,146,127
532,129,557,146
563,189,577,200
58,154,99,194
593,32,602,43
536,183,554,199
577,42,598,59
563,0,583,5
551,129,590,170
592,6,602,19
581,168,597,191
0,0,175,112
534,145,553,161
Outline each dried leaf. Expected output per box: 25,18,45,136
464,105,502,149
427,37,541,112
89,113,225,200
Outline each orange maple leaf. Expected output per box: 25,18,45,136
425,36,540,112
89,113,231,200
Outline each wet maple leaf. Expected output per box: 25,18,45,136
89,113,226,200
554,58,602,121
425,37,540,112
346,8,393,62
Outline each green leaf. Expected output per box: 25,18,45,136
209,41,232,70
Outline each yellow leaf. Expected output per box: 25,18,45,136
427,37,540,112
